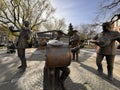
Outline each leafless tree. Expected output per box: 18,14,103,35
75,24,97,39
0,0,55,31
96,0,120,23
43,18,66,32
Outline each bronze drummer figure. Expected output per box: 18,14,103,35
56,31,70,90
91,22,120,80
44,31,71,90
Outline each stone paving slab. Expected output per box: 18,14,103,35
0,48,120,90
79,49,120,90
70,62,120,90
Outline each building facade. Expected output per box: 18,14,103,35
113,19,120,32
112,19,120,49
0,29,8,46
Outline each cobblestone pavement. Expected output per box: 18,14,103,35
0,48,120,90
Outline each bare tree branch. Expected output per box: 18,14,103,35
0,0,55,31
31,19,47,29
102,0,120,9
96,0,120,23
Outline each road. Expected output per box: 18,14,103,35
0,48,120,90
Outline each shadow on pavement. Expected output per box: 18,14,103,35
65,76,87,90
27,48,46,61
80,63,120,89
79,50,94,62
0,53,26,90
0,54,18,82
0,69,25,90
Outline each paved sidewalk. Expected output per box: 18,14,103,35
0,48,120,90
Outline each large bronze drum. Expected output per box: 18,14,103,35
46,40,72,68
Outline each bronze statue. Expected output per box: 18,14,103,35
91,22,120,80
70,30,80,61
43,30,71,90
9,21,31,70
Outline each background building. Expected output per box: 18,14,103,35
0,29,8,46
112,19,120,49
113,19,120,32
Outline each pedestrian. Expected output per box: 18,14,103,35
9,21,31,70
91,22,120,80
70,30,80,61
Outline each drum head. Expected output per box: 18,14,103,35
47,40,63,46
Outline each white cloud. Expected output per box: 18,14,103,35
51,0,99,25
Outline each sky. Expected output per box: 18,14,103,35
51,0,100,26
